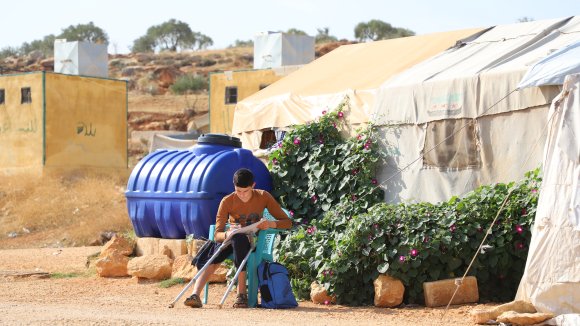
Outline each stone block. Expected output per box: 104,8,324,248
135,237,159,256
159,239,188,258
423,276,479,308
374,274,404,307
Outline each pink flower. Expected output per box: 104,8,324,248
410,249,418,257
373,223,379,229
531,189,538,193
318,139,324,144
515,224,524,234
277,142,283,148
351,194,358,201
338,111,344,118
272,158,278,165
364,143,371,150
322,110,327,115
357,134,363,140
324,300,330,305
368,234,373,241
450,224,457,233
516,242,525,250
293,138,301,145
399,255,406,263
289,210,294,217
423,236,430,243
352,169,359,175
332,122,337,128
311,195,318,202
371,178,378,185
521,208,527,215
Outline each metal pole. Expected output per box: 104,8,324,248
217,241,255,309
167,239,230,308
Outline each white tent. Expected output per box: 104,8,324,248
371,16,580,203
232,28,483,150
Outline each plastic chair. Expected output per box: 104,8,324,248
203,208,288,307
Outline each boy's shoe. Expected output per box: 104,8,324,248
233,293,248,308
184,294,203,308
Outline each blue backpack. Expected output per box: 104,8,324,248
257,261,298,309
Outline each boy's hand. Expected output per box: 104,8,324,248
256,219,276,230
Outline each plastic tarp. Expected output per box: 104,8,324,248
518,40,580,88
372,16,580,203
232,28,484,149
516,73,580,314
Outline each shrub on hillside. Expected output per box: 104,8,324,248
170,74,208,94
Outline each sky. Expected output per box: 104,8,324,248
1,0,579,54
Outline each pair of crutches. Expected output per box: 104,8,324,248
168,234,255,308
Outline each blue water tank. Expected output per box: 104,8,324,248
125,134,272,239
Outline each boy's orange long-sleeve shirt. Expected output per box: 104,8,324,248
213,189,292,242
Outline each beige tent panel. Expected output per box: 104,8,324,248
0,73,44,168
233,28,483,139
377,105,550,203
516,74,580,314
44,73,127,168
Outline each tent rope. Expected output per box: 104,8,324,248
438,91,560,323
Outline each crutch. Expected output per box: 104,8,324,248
217,238,256,309
167,238,231,308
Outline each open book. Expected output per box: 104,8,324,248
223,220,264,243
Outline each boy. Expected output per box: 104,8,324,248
184,168,292,308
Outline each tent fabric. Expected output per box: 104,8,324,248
518,40,580,88
232,28,484,148
516,73,580,314
372,16,580,203
372,17,578,125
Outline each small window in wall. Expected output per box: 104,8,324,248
423,118,480,170
21,87,32,104
0,89,5,105
259,84,270,90
225,86,238,104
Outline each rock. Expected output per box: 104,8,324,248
100,235,134,258
208,264,227,283
171,255,195,280
161,245,174,260
497,311,554,325
135,237,159,256
310,281,336,304
154,66,179,88
423,276,479,307
95,250,129,277
470,300,537,324
186,239,206,257
127,254,173,280
374,274,404,307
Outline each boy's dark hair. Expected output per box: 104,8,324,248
233,168,254,187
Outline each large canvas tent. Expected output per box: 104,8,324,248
232,28,484,150
371,16,580,203
515,73,580,316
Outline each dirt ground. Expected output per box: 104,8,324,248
0,247,494,326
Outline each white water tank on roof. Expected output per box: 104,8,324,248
253,32,314,69
54,40,108,78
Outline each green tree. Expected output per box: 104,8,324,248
285,28,308,36
0,46,19,59
131,35,156,53
228,39,254,48
132,19,213,53
20,34,56,56
354,19,415,42
315,27,338,44
58,22,109,44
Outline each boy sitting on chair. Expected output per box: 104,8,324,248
184,168,292,308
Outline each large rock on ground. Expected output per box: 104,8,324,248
497,311,555,325
423,276,479,307
127,254,172,280
310,281,336,304
374,274,404,307
100,235,134,258
95,250,129,277
470,300,537,324
172,255,195,279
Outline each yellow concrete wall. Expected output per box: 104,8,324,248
0,73,44,168
210,70,282,134
44,73,127,168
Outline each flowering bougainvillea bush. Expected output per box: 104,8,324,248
268,97,385,223
276,168,541,305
